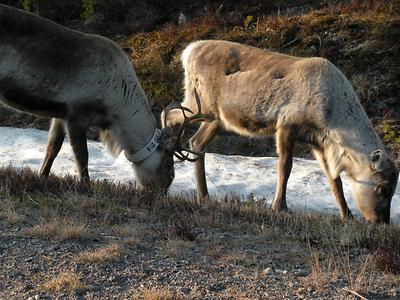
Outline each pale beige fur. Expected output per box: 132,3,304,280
164,40,398,223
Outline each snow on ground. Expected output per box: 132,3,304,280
0,127,399,222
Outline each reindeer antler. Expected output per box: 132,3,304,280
162,88,213,161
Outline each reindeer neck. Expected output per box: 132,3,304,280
326,111,384,179
109,67,158,154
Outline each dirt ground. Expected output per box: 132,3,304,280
1,216,400,300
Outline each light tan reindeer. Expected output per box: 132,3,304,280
163,40,399,223
0,5,202,190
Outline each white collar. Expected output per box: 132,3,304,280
126,129,161,163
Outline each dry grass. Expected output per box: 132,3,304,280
0,204,25,224
123,1,400,105
219,251,254,267
1,164,400,298
163,239,194,258
138,287,184,300
1,166,398,253
163,219,196,242
205,244,224,259
307,247,377,295
308,250,339,291
0,161,399,298
76,243,123,263
114,224,142,247
24,219,93,241
42,271,86,294
346,255,376,293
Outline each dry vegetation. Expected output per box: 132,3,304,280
0,166,399,298
42,271,87,294
24,219,93,241
138,287,184,300
76,243,123,264
124,0,400,106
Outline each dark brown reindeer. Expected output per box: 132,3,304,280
163,40,399,223
0,5,201,190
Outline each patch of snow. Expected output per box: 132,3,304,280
0,127,399,223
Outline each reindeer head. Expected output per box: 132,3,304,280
351,150,398,223
126,90,211,191
161,88,214,162
125,128,175,191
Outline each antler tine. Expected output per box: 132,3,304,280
173,147,204,162
163,100,194,127
161,90,213,162
174,103,193,146
175,89,212,137
174,151,197,162
172,89,216,162
183,88,213,123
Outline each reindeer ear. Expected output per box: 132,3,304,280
370,150,384,171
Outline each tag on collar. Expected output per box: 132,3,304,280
127,129,161,163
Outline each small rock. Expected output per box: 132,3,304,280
295,269,308,277
208,283,226,292
178,13,187,26
296,287,305,294
24,257,33,262
180,287,191,294
262,267,274,275
23,284,33,292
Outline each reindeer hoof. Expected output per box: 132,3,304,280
340,212,354,223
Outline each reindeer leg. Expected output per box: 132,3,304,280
66,118,90,182
40,118,66,177
272,126,298,211
312,149,353,221
189,120,220,198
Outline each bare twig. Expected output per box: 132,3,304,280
280,37,300,49
376,45,397,54
342,288,369,300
